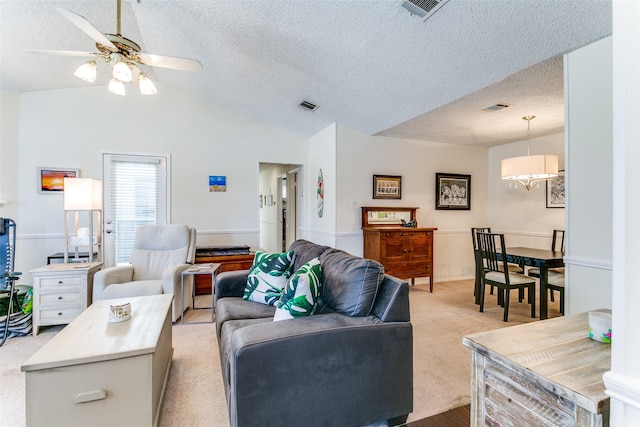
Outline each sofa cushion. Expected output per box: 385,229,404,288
243,251,294,306
318,249,384,317
216,298,276,337
288,239,331,272
274,257,323,321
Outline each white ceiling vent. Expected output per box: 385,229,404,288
482,103,511,112
399,0,450,21
299,100,318,112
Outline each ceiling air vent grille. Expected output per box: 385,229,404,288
399,0,449,21
482,103,511,112
299,100,318,112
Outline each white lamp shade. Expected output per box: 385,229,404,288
63,178,102,210
138,73,158,95
108,78,126,96
112,61,133,82
501,155,559,180
74,61,97,83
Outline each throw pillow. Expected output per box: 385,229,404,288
244,251,294,306
274,257,323,321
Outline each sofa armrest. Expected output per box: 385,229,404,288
222,313,412,427
215,270,249,302
371,275,410,322
93,265,133,301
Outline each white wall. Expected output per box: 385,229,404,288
305,123,337,247
605,3,640,424
1,84,307,280
334,123,490,282
259,163,300,252
488,132,565,248
564,36,613,315
0,91,20,218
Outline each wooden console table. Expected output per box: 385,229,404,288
194,247,254,295
463,311,611,426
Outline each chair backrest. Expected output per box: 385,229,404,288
477,232,509,278
552,229,565,252
0,218,16,289
130,224,196,281
471,227,491,251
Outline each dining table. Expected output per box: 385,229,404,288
475,246,565,320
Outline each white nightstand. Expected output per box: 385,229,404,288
30,262,103,335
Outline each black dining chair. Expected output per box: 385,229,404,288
528,229,565,302
477,232,536,322
471,227,493,301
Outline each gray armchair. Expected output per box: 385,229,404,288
93,224,196,322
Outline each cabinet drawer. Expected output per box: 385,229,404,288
40,291,82,306
39,307,83,323
384,262,431,278
37,275,83,288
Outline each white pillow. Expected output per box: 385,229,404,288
243,251,294,306
274,257,322,321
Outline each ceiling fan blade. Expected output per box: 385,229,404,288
138,53,203,72
58,8,117,50
26,49,96,57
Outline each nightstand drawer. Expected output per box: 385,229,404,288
40,291,82,306
38,275,83,288
39,307,83,323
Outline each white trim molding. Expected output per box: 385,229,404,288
604,371,640,411
563,256,613,271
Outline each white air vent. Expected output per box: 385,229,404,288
482,103,511,112
299,100,318,112
399,0,450,21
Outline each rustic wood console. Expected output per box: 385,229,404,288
463,311,611,426
361,206,436,292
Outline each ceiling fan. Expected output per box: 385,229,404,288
27,0,203,96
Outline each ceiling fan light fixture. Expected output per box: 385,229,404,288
108,78,126,96
112,60,132,82
138,73,157,95
73,60,97,83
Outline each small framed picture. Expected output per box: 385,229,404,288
209,175,227,192
546,170,565,208
373,175,402,199
38,167,80,193
435,173,471,210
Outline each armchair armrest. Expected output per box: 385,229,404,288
222,313,412,427
215,270,249,302
162,263,192,295
93,265,133,301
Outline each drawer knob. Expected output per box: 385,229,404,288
58,296,63,300
58,280,63,284
58,312,63,316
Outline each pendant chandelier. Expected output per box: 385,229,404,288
501,115,559,190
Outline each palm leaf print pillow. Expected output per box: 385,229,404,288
274,257,323,321
243,251,294,306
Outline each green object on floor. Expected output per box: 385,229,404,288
0,285,32,316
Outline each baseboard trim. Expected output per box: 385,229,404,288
563,256,612,271
604,371,640,411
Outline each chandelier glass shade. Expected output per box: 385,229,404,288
73,56,157,96
501,115,559,190
73,61,97,82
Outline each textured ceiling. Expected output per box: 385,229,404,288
0,0,612,146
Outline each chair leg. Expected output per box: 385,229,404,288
529,285,536,318
550,289,555,302
479,281,486,313
1,285,16,347
503,288,510,322
559,289,565,315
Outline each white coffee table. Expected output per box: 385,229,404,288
21,294,174,427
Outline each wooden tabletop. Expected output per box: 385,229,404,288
21,294,173,372
463,310,611,414
506,246,564,261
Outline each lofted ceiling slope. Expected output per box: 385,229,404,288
0,0,612,146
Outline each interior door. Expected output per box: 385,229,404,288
102,153,170,267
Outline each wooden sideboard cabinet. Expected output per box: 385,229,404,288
194,247,255,295
361,206,437,292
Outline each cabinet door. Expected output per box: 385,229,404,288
407,231,432,262
380,232,406,263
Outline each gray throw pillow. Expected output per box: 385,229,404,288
318,249,384,317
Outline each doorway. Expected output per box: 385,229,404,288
259,163,301,252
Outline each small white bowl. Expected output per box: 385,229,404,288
588,311,612,343
108,302,132,323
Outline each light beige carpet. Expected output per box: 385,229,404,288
0,279,561,426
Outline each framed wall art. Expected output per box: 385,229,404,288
373,175,402,200
435,173,471,210
546,170,565,208
38,167,79,193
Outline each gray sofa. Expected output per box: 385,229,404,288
214,239,413,427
